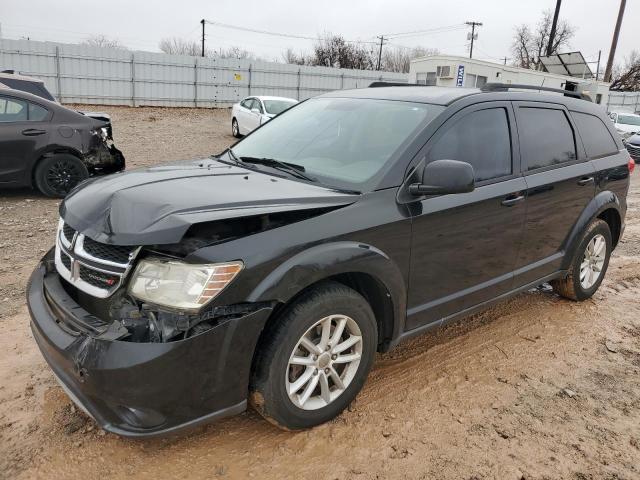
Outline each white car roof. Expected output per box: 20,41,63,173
611,111,640,117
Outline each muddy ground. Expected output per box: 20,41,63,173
0,105,639,480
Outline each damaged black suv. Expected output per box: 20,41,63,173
27,84,631,437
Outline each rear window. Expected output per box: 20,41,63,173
1,78,56,101
572,111,618,158
518,107,577,170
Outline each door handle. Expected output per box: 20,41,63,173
501,194,525,207
21,128,46,136
577,176,594,186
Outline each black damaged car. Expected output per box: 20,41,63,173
0,87,124,197
27,84,631,437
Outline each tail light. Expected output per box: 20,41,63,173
630,156,636,174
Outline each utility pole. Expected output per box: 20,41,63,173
604,0,626,82
200,19,205,57
376,35,386,71
546,0,562,57
465,21,482,59
595,50,602,81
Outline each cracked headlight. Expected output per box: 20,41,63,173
128,258,243,311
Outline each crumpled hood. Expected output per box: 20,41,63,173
60,159,358,245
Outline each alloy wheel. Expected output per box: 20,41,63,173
286,314,363,410
46,159,83,195
580,233,607,289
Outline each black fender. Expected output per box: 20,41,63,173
561,190,623,270
246,241,407,340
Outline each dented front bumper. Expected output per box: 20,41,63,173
27,252,272,438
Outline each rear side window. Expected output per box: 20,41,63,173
0,97,27,122
518,107,576,170
571,111,618,158
428,108,512,182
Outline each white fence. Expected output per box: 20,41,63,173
607,91,640,113
0,39,409,107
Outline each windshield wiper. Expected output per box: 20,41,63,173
239,156,317,182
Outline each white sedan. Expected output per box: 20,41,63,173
231,96,298,137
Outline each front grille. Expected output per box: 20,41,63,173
55,218,140,298
83,236,136,264
61,251,71,270
62,223,76,243
78,265,120,289
626,143,640,161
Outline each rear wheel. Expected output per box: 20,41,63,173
250,282,377,430
551,219,612,301
232,118,241,138
34,154,88,198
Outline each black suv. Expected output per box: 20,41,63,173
27,84,632,437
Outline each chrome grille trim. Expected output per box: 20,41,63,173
54,219,140,298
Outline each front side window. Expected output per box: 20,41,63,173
231,97,442,191
572,111,618,158
428,108,512,182
518,107,576,170
0,97,27,122
263,100,296,115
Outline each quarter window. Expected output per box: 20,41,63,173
428,108,512,182
518,107,576,170
571,111,618,158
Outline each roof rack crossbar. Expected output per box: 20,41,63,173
480,82,588,100
368,81,422,88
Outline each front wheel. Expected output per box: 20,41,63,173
34,154,89,198
231,118,241,138
250,282,377,430
551,219,612,301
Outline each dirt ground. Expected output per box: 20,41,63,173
1,105,639,480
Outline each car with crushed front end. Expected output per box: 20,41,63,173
27,83,631,438
0,87,124,197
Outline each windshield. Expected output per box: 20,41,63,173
618,114,640,126
232,97,441,190
263,99,297,115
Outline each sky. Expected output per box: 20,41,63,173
1,0,638,70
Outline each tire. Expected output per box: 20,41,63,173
250,282,377,430
231,118,241,138
551,219,612,301
34,154,89,198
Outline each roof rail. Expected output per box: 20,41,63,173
480,82,589,100
369,81,424,88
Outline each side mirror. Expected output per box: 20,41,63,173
409,159,475,196
251,108,261,115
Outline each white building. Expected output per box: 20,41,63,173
409,55,611,106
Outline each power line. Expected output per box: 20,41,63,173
382,24,467,39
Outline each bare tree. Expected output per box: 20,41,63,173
281,48,312,65
159,37,201,56
610,50,640,91
159,37,259,60
82,34,127,50
382,46,439,73
216,46,255,60
311,34,375,70
511,10,574,70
